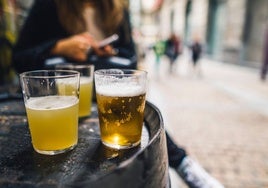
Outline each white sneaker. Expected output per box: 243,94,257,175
176,157,224,188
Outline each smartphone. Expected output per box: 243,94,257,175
98,34,119,48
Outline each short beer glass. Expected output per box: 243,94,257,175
56,64,94,117
94,69,147,149
20,70,80,155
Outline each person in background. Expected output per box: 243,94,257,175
152,36,166,79
165,33,182,74
12,0,136,73
12,1,224,187
190,35,203,77
260,27,268,81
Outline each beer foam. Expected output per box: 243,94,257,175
80,76,92,84
57,77,77,85
26,96,78,110
96,83,145,97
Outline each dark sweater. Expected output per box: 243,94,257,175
12,0,136,73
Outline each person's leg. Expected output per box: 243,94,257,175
195,59,203,78
169,59,174,74
170,55,178,74
155,55,161,78
166,131,186,168
166,131,224,188
261,61,268,81
172,57,178,74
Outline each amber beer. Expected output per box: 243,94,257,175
95,69,147,149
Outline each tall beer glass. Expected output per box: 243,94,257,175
56,64,94,117
20,70,80,155
94,69,147,149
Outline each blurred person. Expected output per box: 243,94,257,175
260,27,268,81
165,33,182,74
12,0,137,73
190,35,203,77
152,37,166,79
12,1,223,187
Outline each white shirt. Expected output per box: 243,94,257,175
83,6,105,41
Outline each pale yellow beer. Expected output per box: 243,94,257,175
57,78,77,95
57,76,93,117
20,70,80,155
96,84,146,149
56,64,94,117
25,96,79,154
79,77,93,117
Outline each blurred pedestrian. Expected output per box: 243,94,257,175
190,35,203,77
152,37,166,78
260,28,268,81
12,0,137,73
165,33,182,74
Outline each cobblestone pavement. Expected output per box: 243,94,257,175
141,50,268,188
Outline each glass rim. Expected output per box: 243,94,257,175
94,69,147,76
19,70,80,79
55,63,95,69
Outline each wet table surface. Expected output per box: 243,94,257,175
0,97,169,188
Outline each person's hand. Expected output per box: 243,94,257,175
51,32,96,62
92,44,117,57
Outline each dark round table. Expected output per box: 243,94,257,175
0,97,170,188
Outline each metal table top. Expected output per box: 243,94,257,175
0,97,169,188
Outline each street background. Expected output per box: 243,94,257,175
142,48,268,188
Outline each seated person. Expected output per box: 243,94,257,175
12,0,137,73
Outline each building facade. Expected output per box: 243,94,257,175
133,0,268,68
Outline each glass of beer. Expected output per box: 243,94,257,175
56,64,94,117
94,69,147,149
20,70,80,155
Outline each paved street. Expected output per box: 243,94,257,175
141,50,268,188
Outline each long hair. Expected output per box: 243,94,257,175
54,0,124,36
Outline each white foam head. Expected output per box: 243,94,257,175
26,96,78,110
96,83,145,97
80,76,92,84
